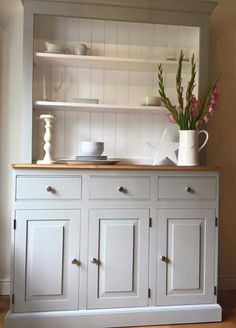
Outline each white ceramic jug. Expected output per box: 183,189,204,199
177,130,209,166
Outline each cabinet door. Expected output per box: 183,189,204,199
14,210,80,312
88,209,149,309
157,209,215,306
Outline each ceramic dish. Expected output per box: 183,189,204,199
75,155,107,160
72,98,99,104
59,159,120,165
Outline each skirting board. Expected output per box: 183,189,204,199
219,275,236,290
5,304,222,328
0,280,10,295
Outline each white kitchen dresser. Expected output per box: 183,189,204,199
5,164,222,328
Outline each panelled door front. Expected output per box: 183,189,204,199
87,209,149,309
157,209,215,305
14,209,80,312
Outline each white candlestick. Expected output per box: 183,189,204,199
37,114,57,164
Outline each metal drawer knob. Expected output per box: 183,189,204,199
71,258,80,266
185,186,192,193
160,255,168,263
90,257,99,264
118,186,126,193
47,186,55,193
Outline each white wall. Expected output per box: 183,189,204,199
0,0,23,294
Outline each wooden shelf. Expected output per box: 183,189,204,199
11,163,220,171
34,52,191,72
34,101,167,114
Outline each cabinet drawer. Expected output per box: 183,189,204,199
89,176,151,200
16,176,82,200
158,176,216,200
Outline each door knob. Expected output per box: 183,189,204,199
71,258,80,266
90,257,99,264
185,186,193,193
118,186,127,193
47,186,55,193
160,255,168,263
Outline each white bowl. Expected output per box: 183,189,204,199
80,141,104,156
45,41,65,54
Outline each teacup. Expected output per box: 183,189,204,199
45,41,65,54
74,43,89,55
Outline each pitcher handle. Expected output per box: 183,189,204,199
198,130,209,152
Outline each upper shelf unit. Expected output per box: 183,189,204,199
34,52,192,72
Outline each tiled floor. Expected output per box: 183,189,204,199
1,291,236,328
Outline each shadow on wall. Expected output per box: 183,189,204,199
208,0,236,290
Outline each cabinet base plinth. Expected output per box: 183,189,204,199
5,304,222,328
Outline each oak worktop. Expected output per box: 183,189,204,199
11,164,220,171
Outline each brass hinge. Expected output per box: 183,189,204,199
13,219,16,230
148,288,151,298
215,217,218,227
214,286,217,295
149,218,152,228
12,294,14,304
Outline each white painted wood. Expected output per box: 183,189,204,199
101,221,134,292
168,221,201,290
34,52,192,71
90,112,104,142
157,176,217,200
4,304,222,328
91,20,105,56
37,114,56,164
32,17,201,163
0,279,10,295
130,23,142,59
34,101,167,114
16,176,82,200
9,168,221,326
87,208,149,308
14,209,81,312
26,221,64,296
117,22,130,58
104,21,117,57
89,176,151,199
157,208,215,305
64,111,78,158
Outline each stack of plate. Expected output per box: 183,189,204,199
59,155,120,165
75,155,107,160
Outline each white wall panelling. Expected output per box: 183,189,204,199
33,15,200,162
33,110,168,161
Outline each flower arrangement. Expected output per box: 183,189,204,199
158,51,218,130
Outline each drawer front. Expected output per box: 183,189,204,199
16,176,82,200
158,176,216,200
89,176,151,200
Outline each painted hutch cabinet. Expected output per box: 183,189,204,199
5,0,221,327
6,166,221,328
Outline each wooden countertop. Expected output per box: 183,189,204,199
11,164,220,171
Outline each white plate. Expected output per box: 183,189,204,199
59,159,120,165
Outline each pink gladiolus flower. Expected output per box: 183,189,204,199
189,96,200,116
167,113,176,124
207,87,218,116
